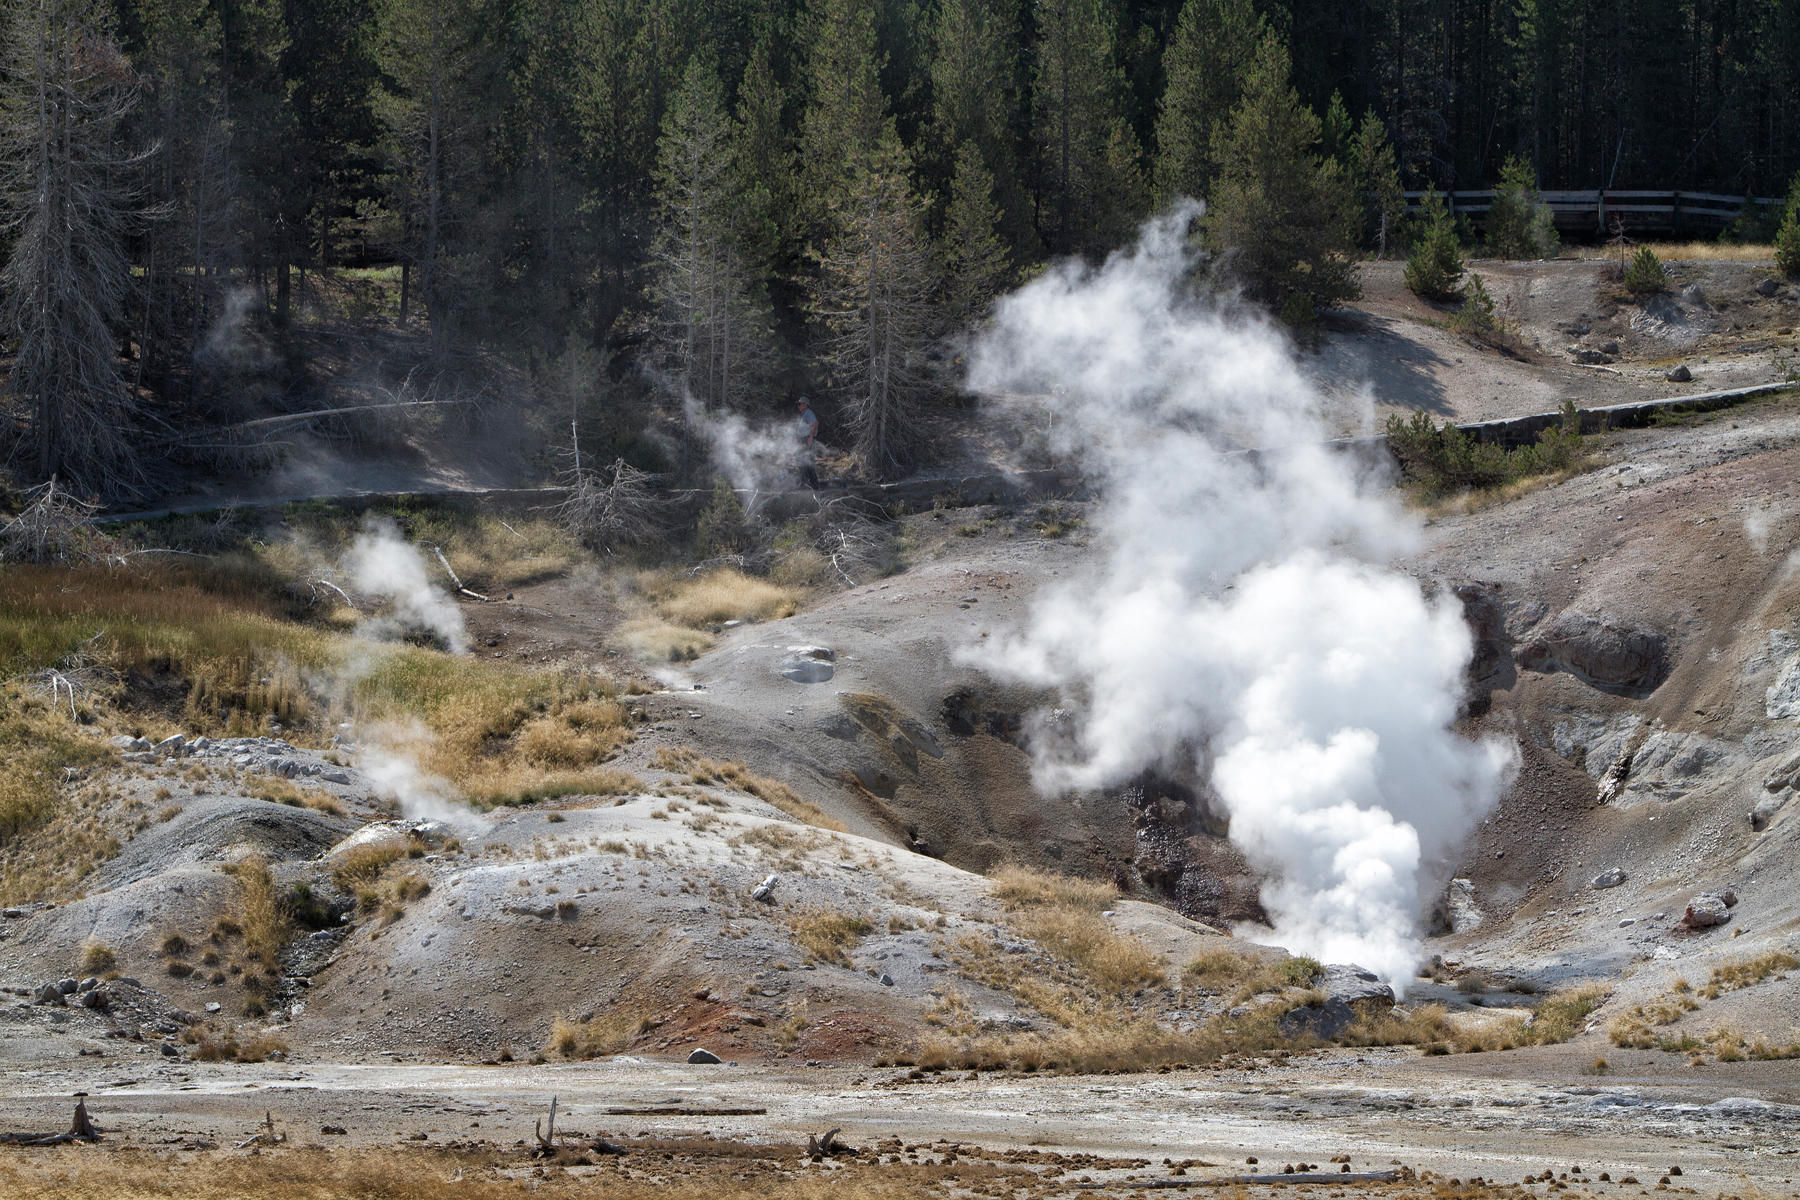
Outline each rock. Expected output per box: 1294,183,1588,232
205,1001,222,1013
110,735,152,751
321,1125,347,1135
78,977,98,992
1320,964,1396,1018
750,873,780,902
880,973,894,987
159,1041,180,1057
154,734,188,757
1763,746,1800,793
1444,878,1483,933
1515,609,1671,697
33,983,66,1006
2,908,24,919
686,1048,724,1064
1751,793,1788,831
1280,965,1395,1041
1599,341,1620,356
1591,868,1627,890
57,978,77,994
1664,365,1692,383
80,988,109,1010
1572,348,1615,364
1279,998,1359,1041
320,770,352,785
1681,895,1732,929
1756,277,1779,297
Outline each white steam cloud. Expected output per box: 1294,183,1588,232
960,204,1516,990
683,390,803,497
344,519,467,654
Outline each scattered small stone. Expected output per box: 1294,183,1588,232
1592,868,1627,890
880,973,894,987
160,1042,180,1057
321,1125,348,1135
686,1048,724,1065
205,1001,222,1013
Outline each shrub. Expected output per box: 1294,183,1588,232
693,478,759,558
790,911,873,965
1447,272,1498,336
1386,401,1587,498
1404,188,1464,301
1623,245,1668,294
79,940,117,975
1487,156,1558,259
1776,178,1800,278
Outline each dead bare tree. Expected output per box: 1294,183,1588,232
550,423,666,553
0,478,105,563
0,0,154,500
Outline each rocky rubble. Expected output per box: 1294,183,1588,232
109,733,354,784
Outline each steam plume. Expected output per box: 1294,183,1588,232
336,520,475,821
682,390,802,497
344,519,467,654
961,204,1515,989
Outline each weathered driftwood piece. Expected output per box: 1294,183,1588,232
806,1127,855,1159
432,546,492,602
0,1096,101,1146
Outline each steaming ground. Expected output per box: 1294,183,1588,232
6,260,1800,1188
7,398,1800,1187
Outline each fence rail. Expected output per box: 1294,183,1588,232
1402,188,1782,235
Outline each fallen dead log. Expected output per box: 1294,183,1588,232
1125,1171,1398,1188
432,545,492,602
602,1106,767,1117
0,1097,100,1146
806,1127,857,1159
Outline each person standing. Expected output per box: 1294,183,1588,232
794,396,821,487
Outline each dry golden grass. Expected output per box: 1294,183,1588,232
548,1008,649,1059
1609,987,1701,1048
990,865,1117,911
641,567,800,627
0,683,118,847
181,1025,290,1062
790,911,874,965
329,839,414,891
617,617,716,662
0,559,643,830
248,775,346,815
1185,947,1321,1002
0,1144,1123,1200
1702,949,1798,998
0,775,122,905
988,866,1162,993
651,747,846,831
227,854,289,1014
1580,240,1774,262
79,939,117,975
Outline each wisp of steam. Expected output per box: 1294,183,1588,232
960,203,1516,990
340,520,479,824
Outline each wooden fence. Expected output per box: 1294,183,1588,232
1402,188,1783,236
